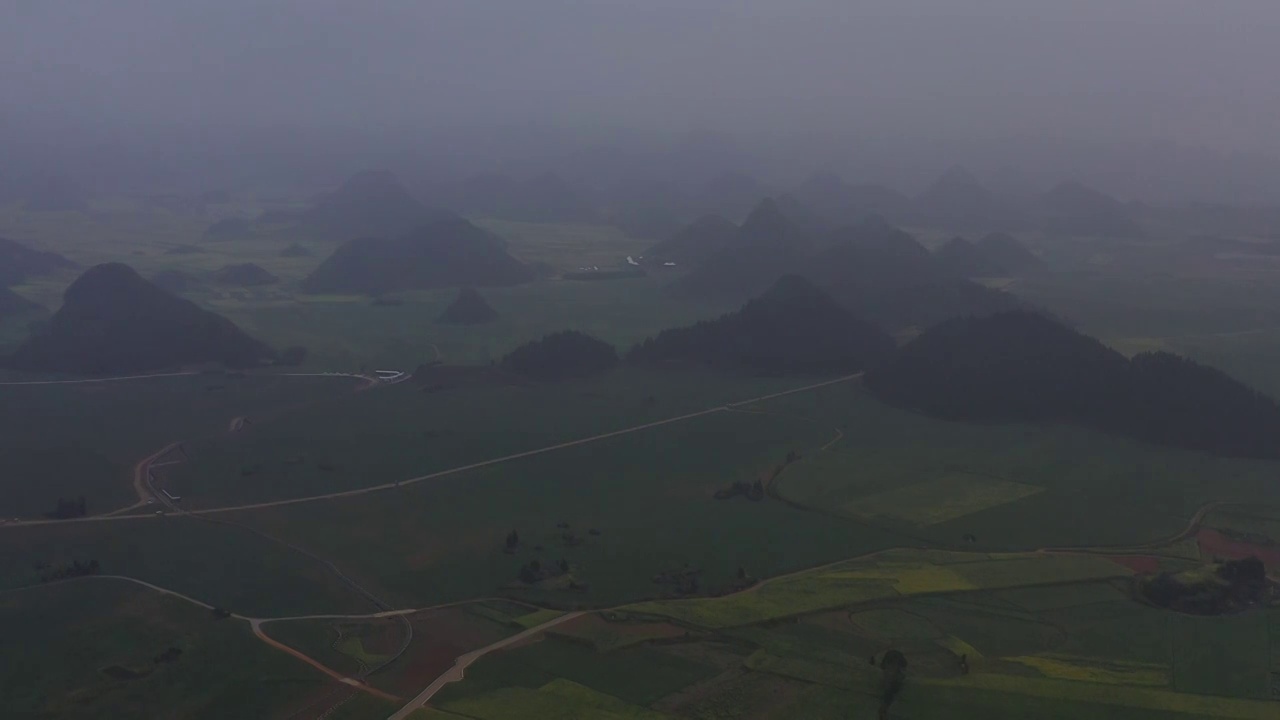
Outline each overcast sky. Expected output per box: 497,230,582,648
3,1,1279,198
2,0,1280,202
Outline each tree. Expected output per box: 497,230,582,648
878,649,908,719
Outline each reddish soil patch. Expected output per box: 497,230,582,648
371,606,513,696
1105,555,1162,574
549,613,688,648
1196,528,1280,568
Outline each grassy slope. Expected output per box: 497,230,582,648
0,518,374,617
228,400,905,608
0,374,356,517
169,369,804,507
0,578,326,719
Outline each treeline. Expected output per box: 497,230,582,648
867,311,1280,459
1141,557,1270,614
502,276,896,381
629,275,894,376
499,330,618,381
44,496,87,519
38,558,100,583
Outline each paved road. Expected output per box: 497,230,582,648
386,611,585,720
191,373,864,515
0,371,198,386
0,373,862,529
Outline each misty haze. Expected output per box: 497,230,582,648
2,2,1279,718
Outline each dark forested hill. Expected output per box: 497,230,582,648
934,237,1007,278
793,173,912,225
866,311,1280,458
672,198,814,298
630,275,894,375
299,170,435,240
301,214,534,295
975,233,1048,276
437,287,499,325
644,215,739,267
0,237,76,287
6,263,274,375
0,287,42,320
915,166,1002,231
1040,181,1143,238
500,331,618,381
799,224,1021,330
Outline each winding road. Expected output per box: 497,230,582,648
0,372,862,527
385,611,585,720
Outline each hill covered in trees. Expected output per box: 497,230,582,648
934,237,1007,278
915,166,1002,231
0,287,42,320
1040,181,1143,237
6,263,275,375
301,214,534,295
212,263,279,286
975,233,1048,276
673,198,815,298
437,287,499,325
644,215,738,267
298,170,434,240
866,311,1280,458
792,173,912,225
670,203,1022,330
500,331,618,381
799,222,1022,330
629,275,893,375
0,237,75,287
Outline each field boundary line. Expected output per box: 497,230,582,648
386,611,584,720
185,373,864,515
0,374,862,526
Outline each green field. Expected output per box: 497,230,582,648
221,399,906,608
0,578,327,718
167,368,807,508
4,209,1280,718
0,373,358,517
0,516,375,617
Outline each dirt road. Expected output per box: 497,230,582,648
386,611,584,720
250,618,400,702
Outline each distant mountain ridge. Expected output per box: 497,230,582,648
500,331,618,381
437,287,499,325
0,287,42,320
672,198,1023,330
302,214,534,295
867,311,1280,458
6,263,274,375
629,275,894,375
299,170,436,240
0,237,76,287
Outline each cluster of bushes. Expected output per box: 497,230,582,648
44,496,87,519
